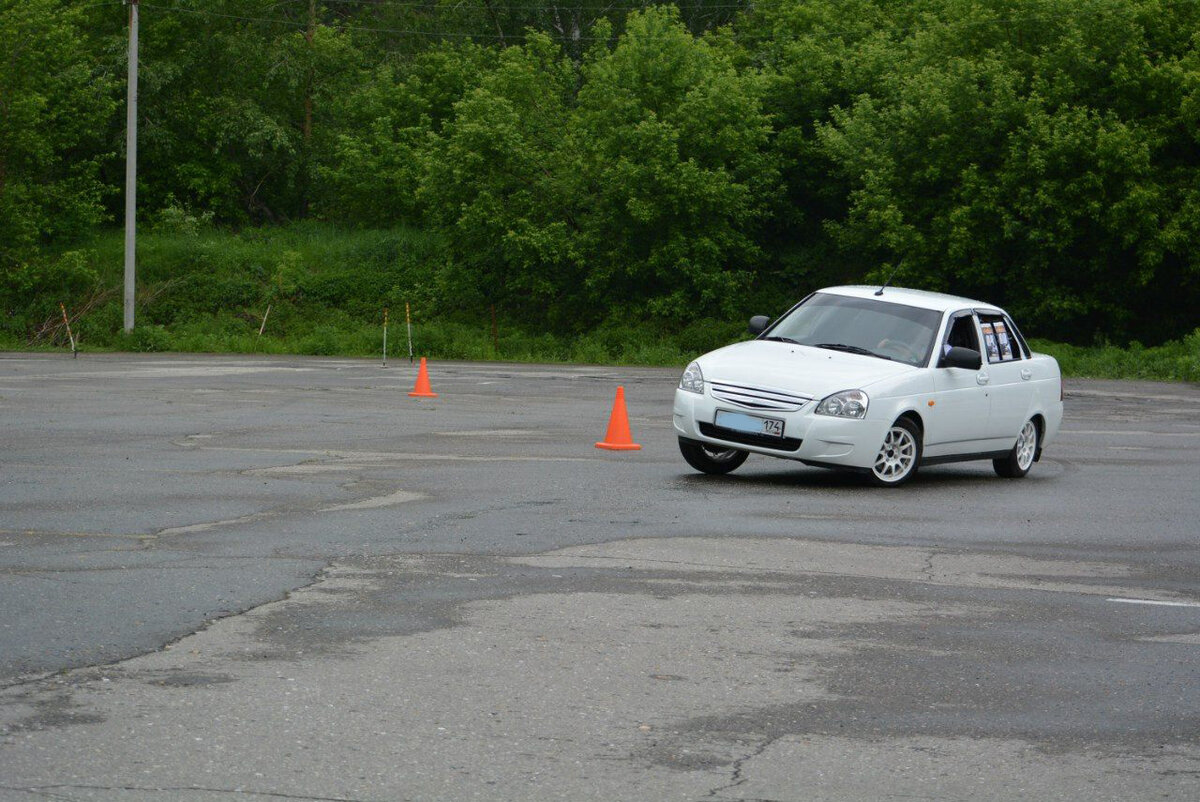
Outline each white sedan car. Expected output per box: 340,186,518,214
673,285,1063,485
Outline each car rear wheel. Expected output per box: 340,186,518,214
678,438,749,475
994,418,1039,478
868,418,921,486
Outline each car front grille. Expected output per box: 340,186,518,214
698,422,804,452
709,381,812,412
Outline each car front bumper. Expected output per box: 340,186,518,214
673,388,891,471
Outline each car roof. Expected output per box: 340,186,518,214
818,285,1005,315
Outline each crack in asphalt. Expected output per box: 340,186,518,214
0,555,312,578
0,562,328,692
523,551,931,582
921,551,937,583
0,529,154,541
702,735,780,801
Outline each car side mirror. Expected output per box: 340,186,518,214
748,315,771,336
940,346,982,370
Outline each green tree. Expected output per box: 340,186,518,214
123,1,365,225
573,7,780,320
727,0,930,291
421,8,780,328
420,33,580,322
0,0,115,268
810,0,1200,343
318,43,497,225
355,0,746,59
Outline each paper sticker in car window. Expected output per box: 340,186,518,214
994,321,1014,360
980,322,1000,362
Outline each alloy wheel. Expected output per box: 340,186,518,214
873,424,918,483
1015,420,1037,471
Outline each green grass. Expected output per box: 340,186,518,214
6,224,1197,381
5,222,749,366
1031,334,1200,383
92,318,731,368
31,312,1199,382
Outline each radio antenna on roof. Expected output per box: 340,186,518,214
875,261,903,296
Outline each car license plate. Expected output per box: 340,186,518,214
714,410,784,438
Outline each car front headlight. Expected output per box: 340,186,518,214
816,389,869,419
679,361,705,395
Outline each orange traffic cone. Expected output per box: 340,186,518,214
595,386,641,451
408,357,438,398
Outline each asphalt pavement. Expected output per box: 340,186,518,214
1,352,1198,801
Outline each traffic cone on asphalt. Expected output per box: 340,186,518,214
408,357,438,398
595,386,641,451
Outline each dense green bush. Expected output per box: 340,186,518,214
120,324,171,352
1033,331,1200,383
0,251,101,340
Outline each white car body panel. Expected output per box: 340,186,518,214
687,340,918,403
674,286,1064,480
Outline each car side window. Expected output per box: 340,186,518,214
978,313,1023,362
943,313,980,354
1001,315,1031,359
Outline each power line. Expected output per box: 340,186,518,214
139,2,738,40
137,0,746,21
289,0,749,11
139,4,308,29
136,0,1200,46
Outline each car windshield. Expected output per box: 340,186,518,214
764,292,941,367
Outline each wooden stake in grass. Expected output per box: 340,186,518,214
258,304,271,337
382,308,388,368
406,302,413,365
59,303,77,359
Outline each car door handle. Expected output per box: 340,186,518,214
976,373,990,386
1020,368,1032,381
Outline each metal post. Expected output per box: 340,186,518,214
123,0,139,332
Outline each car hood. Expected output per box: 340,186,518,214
696,340,917,400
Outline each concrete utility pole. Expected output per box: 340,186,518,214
123,0,139,332
303,0,315,143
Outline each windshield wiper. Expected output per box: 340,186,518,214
814,343,893,360
762,335,801,344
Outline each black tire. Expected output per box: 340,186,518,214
678,438,749,475
994,418,1039,478
867,417,922,487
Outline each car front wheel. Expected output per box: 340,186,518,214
678,438,749,475
994,418,1039,478
868,418,922,486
